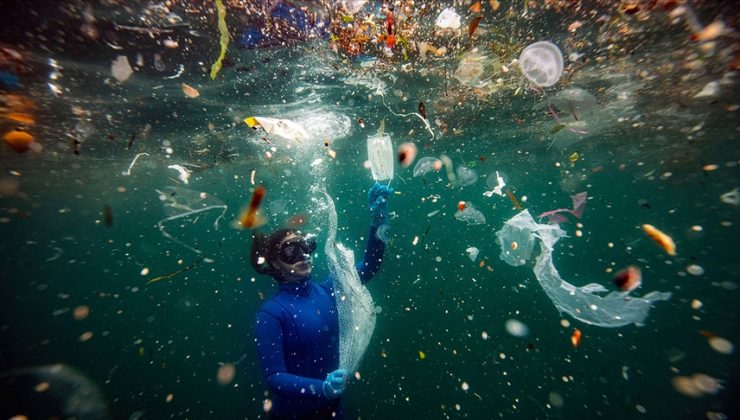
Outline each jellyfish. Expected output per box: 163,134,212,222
455,166,478,187
413,156,442,177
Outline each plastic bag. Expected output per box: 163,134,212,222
367,131,394,181
496,210,671,327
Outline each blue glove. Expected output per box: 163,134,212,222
322,369,347,399
368,182,394,227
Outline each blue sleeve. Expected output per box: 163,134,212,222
356,225,385,284
254,309,327,400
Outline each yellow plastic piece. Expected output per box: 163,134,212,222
244,117,258,128
210,0,229,80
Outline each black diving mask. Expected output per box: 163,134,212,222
278,236,316,264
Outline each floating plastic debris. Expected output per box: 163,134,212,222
455,204,486,225
435,8,461,30
167,164,191,184
367,122,394,181
111,55,133,82
455,165,478,187
210,0,229,79
613,266,642,292
720,187,739,205
483,171,506,197
181,83,200,98
466,246,479,261
413,156,442,177
538,192,587,223
244,116,309,141
496,210,671,327
549,88,598,120
518,41,563,87
398,142,418,168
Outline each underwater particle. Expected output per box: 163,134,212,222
511,241,518,250
354,371,361,380
642,224,677,256
102,205,113,227
686,264,704,276
34,381,50,392
548,391,564,408
636,405,646,414
672,376,702,397
3,129,34,153
691,299,703,309
166,393,174,403
706,412,728,420
702,164,719,171
720,188,739,205
418,350,426,360
466,247,479,262
168,165,191,184
570,328,582,348
691,374,722,395
708,336,734,355
691,225,703,232
461,382,469,391
217,363,236,385
140,268,150,276
569,151,580,163
504,319,529,337
181,83,200,98
73,305,89,321
263,399,273,413
481,331,489,340
79,331,93,342
435,256,442,263
613,265,642,292
111,55,133,82
560,319,570,328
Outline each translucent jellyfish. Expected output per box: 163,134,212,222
550,88,598,120
466,246,479,261
455,204,486,225
454,50,503,90
413,156,442,177
455,166,478,187
518,41,563,87
496,210,671,327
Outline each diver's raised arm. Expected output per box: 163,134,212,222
356,182,394,283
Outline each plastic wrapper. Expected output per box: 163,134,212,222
496,210,671,327
367,132,394,181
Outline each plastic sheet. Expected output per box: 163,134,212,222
413,156,441,177
321,186,376,374
496,210,671,327
455,204,486,225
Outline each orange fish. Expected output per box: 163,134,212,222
237,186,267,229
571,328,582,348
642,224,676,256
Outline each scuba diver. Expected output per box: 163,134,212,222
250,182,393,419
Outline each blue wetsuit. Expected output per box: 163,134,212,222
254,226,385,419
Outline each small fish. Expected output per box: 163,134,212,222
237,185,267,229
418,101,426,119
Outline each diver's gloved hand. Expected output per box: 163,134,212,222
322,369,347,399
368,182,394,227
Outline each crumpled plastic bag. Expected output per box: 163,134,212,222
244,116,309,141
496,210,671,327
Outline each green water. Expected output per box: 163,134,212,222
1,1,739,419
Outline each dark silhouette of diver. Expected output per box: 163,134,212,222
250,182,393,419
